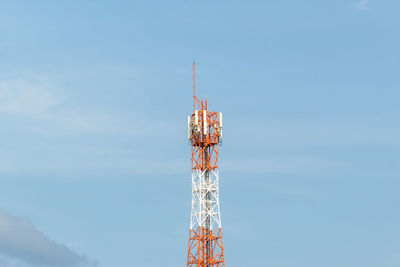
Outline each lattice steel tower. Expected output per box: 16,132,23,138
186,63,225,267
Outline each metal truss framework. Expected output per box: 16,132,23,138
187,63,225,267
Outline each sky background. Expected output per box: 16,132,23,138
0,0,399,266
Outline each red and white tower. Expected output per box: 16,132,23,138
186,63,225,267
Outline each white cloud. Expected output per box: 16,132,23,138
0,210,97,267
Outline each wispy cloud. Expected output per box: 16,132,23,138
229,117,400,149
0,73,185,177
222,156,345,174
1,72,397,178
0,210,97,267
358,0,368,9
0,75,61,118
0,73,180,136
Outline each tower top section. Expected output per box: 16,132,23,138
188,63,223,147
186,62,226,266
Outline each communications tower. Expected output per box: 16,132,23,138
186,63,225,267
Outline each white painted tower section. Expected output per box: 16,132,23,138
190,169,222,230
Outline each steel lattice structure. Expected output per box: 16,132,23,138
186,63,225,267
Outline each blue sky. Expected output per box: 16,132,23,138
0,0,399,266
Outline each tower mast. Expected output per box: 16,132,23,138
193,61,196,113
187,63,225,267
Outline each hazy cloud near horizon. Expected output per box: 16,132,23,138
0,210,96,267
